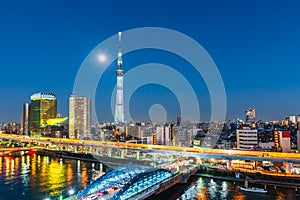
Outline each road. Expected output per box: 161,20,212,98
1,133,300,163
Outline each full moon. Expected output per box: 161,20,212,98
98,54,107,63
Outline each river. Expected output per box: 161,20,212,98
149,175,299,200
0,153,299,200
0,153,95,200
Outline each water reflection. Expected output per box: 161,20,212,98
220,181,228,199
0,154,93,200
276,191,286,200
0,156,2,171
1,154,299,200
207,179,217,199
196,178,208,200
46,161,67,196
231,187,246,200
177,177,297,200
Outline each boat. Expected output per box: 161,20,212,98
238,186,267,193
238,179,267,193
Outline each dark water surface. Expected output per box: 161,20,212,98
150,176,300,200
1,154,299,200
0,154,93,200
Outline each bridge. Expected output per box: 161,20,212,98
1,133,300,164
3,132,300,179
76,160,196,200
0,147,37,156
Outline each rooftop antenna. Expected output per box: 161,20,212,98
117,31,122,70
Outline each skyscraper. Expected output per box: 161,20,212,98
114,31,125,124
69,94,91,139
20,103,30,135
29,92,57,136
245,108,255,123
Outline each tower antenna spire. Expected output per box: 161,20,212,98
117,31,122,70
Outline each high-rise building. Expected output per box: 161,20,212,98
177,116,182,126
296,115,300,123
156,125,171,145
245,108,255,123
289,115,296,124
114,31,125,124
274,130,291,152
29,92,57,136
69,94,91,139
20,103,30,135
236,127,258,150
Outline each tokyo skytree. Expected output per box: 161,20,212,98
114,32,125,123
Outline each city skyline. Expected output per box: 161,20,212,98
0,1,300,122
1,2,300,199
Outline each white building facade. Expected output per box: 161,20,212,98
236,127,258,150
69,94,91,139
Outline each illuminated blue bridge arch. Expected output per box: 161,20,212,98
77,164,150,198
112,168,173,200
77,164,173,199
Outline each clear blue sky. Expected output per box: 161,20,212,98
0,0,300,122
